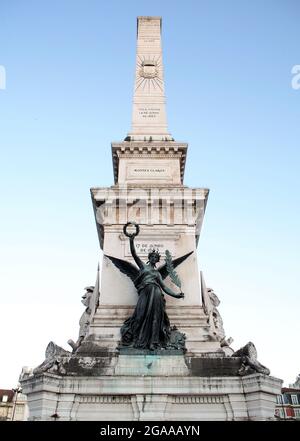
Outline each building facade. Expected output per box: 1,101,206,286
0,389,28,421
275,387,300,420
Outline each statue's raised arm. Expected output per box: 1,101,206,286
123,222,144,270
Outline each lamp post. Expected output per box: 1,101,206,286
11,386,22,421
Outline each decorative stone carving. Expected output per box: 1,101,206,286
33,342,71,375
166,326,186,352
19,366,33,381
220,336,234,348
232,342,270,376
200,272,233,349
206,287,226,341
111,142,187,184
68,266,100,352
139,60,158,79
80,395,132,404
173,395,224,404
68,286,94,352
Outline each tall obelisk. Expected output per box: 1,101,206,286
127,17,172,141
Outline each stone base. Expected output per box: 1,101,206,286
21,354,282,421
115,354,189,376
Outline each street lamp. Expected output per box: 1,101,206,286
11,386,22,421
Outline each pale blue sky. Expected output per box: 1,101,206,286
0,0,299,388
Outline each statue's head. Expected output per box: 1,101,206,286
82,286,94,307
147,249,161,265
207,287,220,307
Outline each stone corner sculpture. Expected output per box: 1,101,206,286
232,342,271,376
32,342,71,376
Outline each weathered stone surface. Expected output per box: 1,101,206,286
58,355,117,377
189,357,242,377
20,371,282,421
75,337,113,357
118,347,184,356
114,354,189,376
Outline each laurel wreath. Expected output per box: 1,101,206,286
165,250,182,289
123,221,140,238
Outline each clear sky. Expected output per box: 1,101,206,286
0,0,299,388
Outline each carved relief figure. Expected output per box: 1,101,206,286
33,342,71,375
207,287,226,341
68,286,94,352
232,342,270,376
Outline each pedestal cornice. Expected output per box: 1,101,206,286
111,141,188,184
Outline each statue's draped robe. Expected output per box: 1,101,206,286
121,267,171,349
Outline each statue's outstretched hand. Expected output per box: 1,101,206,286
177,292,184,299
123,222,140,239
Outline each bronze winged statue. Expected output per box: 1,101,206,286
105,222,193,351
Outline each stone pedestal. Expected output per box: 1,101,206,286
21,361,282,421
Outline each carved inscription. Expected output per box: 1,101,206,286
138,107,161,119
139,19,160,43
126,164,171,181
125,241,176,257
133,168,166,173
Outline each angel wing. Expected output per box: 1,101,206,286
158,251,193,280
105,255,139,283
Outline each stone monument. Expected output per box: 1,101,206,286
20,16,282,421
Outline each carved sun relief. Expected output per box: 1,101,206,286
136,55,163,92
139,60,158,78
